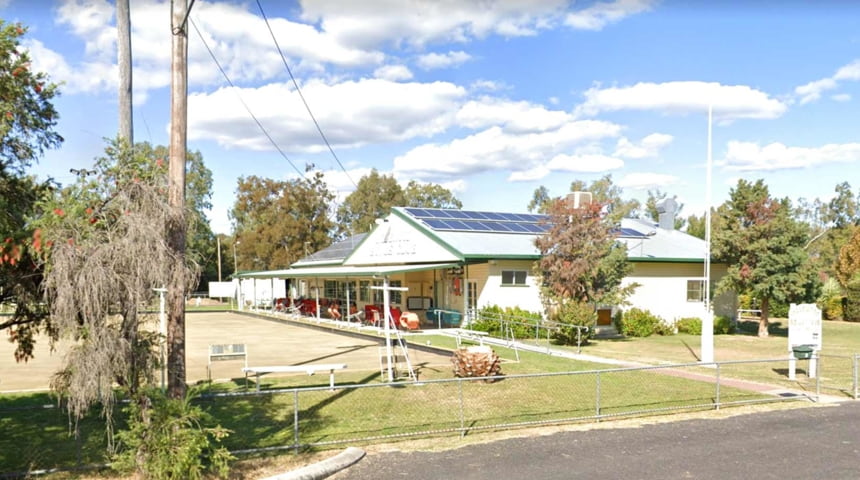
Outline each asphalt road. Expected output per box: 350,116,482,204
334,402,860,480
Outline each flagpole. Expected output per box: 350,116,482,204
702,104,714,364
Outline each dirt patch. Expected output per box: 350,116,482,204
0,312,451,392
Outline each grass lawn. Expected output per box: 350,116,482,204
0,339,773,476
512,318,860,398
581,319,860,364
4,315,853,477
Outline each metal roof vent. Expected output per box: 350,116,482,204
566,191,593,209
655,196,678,230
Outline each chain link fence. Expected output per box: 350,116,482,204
3,354,857,476
205,357,829,456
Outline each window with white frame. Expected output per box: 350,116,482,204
501,270,527,286
686,280,705,302
359,280,370,302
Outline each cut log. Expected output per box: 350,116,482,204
451,345,501,381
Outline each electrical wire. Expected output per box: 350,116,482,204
189,17,305,178
255,0,357,189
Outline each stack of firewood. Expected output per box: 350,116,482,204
451,345,501,381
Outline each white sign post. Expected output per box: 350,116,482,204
788,303,822,380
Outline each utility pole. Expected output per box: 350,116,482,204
216,235,222,282
117,0,133,145
167,0,189,399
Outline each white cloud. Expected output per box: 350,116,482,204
187,78,467,152
722,141,860,171
373,64,413,81
508,166,551,182
545,153,624,172
456,97,574,133
440,179,467,194
300,0,570,49
321,167,375,201
565,0,656,31
24,38,117,94
795,78,837,105
614,133,673,159
577,81,787,122
393,119,622,181
56,0,115,60
832,93,852,102
794,59,860,104
416,50,472,70
470,79,508,92
39,0,387,100
616,172,680,189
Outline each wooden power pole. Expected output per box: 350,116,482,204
117,0,133,145
167,0,189,399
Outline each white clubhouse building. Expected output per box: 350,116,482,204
234,204,735,328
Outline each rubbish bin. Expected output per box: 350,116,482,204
792,345,814,360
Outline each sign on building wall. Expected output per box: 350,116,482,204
346,216,458,265
788,303,822,350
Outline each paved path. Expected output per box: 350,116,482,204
334,401,860,479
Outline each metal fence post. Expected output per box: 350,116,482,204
458,379,466,437
293,389,300,454
815,353,821,402
595,371,601,421
715,362,721,410
854,354,859,400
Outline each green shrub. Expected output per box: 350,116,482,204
737,294,754,310
472,304,542,338
618,308,670,337
844,276,860,323
113,388,233,480
550,301,596,345
818,277,844,320
769,301,789,318
714,315,735,334
675,317,702,335
822,296,844,320
674,316,734,335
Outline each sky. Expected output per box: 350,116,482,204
4,0,860,234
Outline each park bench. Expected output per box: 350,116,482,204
242,363,347,392
453,329,489,348
208,343,247,380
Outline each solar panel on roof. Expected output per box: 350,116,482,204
445,210,470,219
425,219,451,229
481,211,505,221
402,207,554,234
465,221,492,231
404,207,430,217
445,219,470,230
506,223,530,233
521,223,545,233
616,228,647,238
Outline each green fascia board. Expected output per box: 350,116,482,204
627,257,706,263
340,229,375,265
463,253,542,261
389,208,465,261
290,259,343,268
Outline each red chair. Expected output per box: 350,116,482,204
365,305,380,325
389,307,402,326
301,298,318,316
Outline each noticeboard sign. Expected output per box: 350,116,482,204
788,303,822,350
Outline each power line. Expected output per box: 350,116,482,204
188,17,305,178
255,0,357,189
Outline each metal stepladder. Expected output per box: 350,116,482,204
378,308,418,382
371,282,418,383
